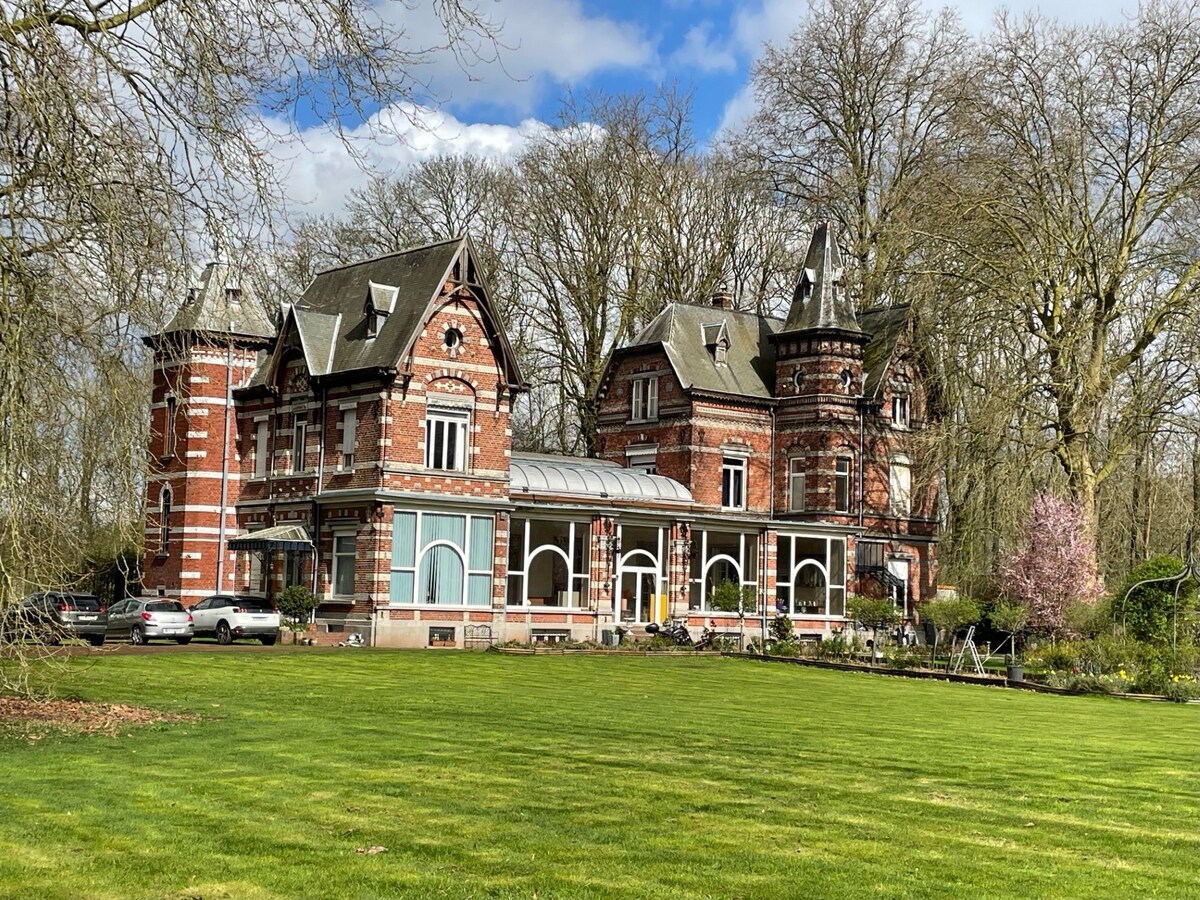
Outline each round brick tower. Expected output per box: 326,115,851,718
142,264,275,601
771,222,868,520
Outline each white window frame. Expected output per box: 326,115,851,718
340,407,357,470
332,532,357,598
630,375,658,422
626,444,658,475
389,511,494,607
721,456,747,510
774,533,848,618
834,457,852,513
159,486,172,555
890,454,912,517
505,518,592,610
892,394,911,428
253,419,268,477
789,458,806,512
688,529,759,612
291,412,307,474
164,395,178,457
424,406,470,471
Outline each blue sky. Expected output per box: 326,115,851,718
273,0,1137,220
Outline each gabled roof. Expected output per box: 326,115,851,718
615,304,784,400
599,300,917,407
157,262,274,343
860,305,913,400
247,236,525,389
782,222,863,335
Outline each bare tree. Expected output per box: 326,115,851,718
939,4,1200,536
0,0,505,694
741,0,968,309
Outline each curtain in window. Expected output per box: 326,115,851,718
468,516,493,570
421,513,466,548
390,571,415,604
419,545,463,604
393,512,417,567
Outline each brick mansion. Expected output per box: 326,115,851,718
142,225,938,647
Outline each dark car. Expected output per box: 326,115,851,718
2,592,107,646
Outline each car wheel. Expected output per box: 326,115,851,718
130,626,146,646
259,634,277,646
176,637,192,645
216,621,233,645
87,635,105,647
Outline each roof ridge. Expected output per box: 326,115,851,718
309,237,463,279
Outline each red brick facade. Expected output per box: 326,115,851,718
143,232,939,648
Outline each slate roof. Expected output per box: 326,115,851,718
625,304,785,399
511,453,693,504
246,236,524,389
859,305,912,400
782,221,863,335
606,301,912,405
160,262,274,341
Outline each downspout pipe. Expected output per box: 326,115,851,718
215,333,234,595
764,406,776,648
312,382,327,627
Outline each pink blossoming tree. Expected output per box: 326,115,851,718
999,492,1105,635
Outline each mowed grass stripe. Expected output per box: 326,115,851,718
0,651,1195,899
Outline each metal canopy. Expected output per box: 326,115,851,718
227,524,314,553
511,453,693,504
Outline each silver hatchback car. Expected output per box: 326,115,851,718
106,598,194,645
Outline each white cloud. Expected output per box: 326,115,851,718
263,104,547,222
377,0,656,116
671,22,738,73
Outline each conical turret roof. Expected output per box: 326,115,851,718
161,262,274,341
783,222,862,334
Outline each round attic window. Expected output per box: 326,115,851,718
839,368,854,390
444,327,463,350
792,370,805,391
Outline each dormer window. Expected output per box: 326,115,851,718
367,311,387,337
702,321,730,365
365,280,398,338
631,376,658,422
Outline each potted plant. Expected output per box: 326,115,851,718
846,595,899,666
990,599,1029,682
276,584,318,644
709,580,758,652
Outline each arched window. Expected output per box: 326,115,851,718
159,487,172,555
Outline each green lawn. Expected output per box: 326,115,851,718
1,651,1196,900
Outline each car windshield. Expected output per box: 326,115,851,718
236,599,273,611
146,601,185,613
64,595,101,611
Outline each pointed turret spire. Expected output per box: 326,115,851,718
160,262,274,340
783,222,862,334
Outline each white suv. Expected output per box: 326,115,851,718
190,595,281,645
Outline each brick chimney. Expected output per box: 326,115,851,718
710,288,734,310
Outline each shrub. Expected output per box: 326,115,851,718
1164,675,1200,703
1115,555,1197,646
884,645,924,670
767,640,799,658
709,580,757,616
847,595,899,659
276,585,318,631
1046,672,1128,695
768,614,795,645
